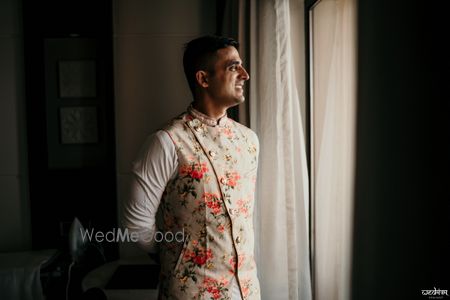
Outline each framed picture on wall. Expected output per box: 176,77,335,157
44,38,106,169
59,106,98,144
58,60,97,98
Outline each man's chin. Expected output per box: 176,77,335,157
223,97,245,109
235,96,246,104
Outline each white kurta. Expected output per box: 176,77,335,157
124,129,242,299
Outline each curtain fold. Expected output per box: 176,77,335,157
219,0,357,298
249,1,312,299
310,0,357,299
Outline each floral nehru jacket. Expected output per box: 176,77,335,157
156,109,261,300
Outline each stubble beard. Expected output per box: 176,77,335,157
228,95,245,108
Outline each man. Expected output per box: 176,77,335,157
123,36,261,300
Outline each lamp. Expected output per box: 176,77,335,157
68,217,86,263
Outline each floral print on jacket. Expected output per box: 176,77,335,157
155,109,260,300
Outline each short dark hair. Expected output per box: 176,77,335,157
183,35,239,98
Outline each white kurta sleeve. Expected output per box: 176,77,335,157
122,130,177,253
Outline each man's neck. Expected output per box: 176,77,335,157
192,100,227,120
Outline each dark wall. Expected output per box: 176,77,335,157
352,0,449,299
23,0,118,260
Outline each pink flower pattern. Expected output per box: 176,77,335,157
156,112,260,299
198,277,230,300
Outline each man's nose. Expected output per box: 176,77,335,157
239,66,250,81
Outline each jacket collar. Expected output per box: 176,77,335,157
187,103,228,127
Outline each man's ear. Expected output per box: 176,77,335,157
195,70,209,88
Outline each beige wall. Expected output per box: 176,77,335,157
113,0,216,258
0,0,31,252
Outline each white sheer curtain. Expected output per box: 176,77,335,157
248,0,312,299
310,0,357,299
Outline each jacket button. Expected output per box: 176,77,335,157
191,119,200,127
235,236,241,243
220,178,226,184
209,150,216,157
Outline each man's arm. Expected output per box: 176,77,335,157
122,130,177,253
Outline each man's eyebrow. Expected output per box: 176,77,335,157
226,60,242,67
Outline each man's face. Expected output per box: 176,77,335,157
206,46,250,107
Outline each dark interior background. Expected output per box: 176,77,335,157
352,0,449,298
23,0,118,260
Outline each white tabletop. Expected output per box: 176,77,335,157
0,249,58,300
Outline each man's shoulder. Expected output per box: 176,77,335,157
229,118,259,141
163,112,190,131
